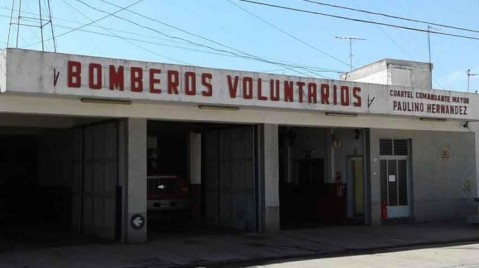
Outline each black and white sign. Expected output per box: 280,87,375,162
130,214,145,230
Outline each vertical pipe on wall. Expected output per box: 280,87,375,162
363,128,372,225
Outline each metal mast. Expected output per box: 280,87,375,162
467,69,478,93
335,36,366,72
7,0,56,52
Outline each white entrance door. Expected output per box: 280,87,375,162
380,158,411,218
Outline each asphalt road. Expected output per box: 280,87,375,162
250,243,479,268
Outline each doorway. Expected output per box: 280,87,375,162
347,156,364,218
379,139,411,219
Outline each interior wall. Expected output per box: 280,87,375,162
37,130,73,188
333,128,364,177
289,127,328,183
287,127,363,184
332,128,364,217
370,129,477,224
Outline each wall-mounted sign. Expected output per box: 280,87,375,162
130,214,145,230
2,49,476,120
390,89,468,116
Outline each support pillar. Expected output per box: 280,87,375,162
188,132,202,224
263,124,280,232
121,118,147,243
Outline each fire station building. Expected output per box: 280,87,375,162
0,48,477,244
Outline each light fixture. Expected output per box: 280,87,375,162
325,112,358,117
419,117,446,122
80,98,132,105
198,105,240,111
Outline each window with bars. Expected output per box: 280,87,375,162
379,139,409,156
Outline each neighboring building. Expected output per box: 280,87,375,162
0,48,477,244
341,58,433,90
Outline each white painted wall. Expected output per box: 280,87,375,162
344,59,432,90
2,49,474,121
369,129,477,224
469,122,479,215
345,70,388,85
0,94,468,132
0,49,5,93
390,64,432,90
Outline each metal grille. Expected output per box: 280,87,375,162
379,139,393,156
380,139,409,156
393,139,409,156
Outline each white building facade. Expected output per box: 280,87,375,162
0,48,477,243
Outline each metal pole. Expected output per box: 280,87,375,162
467,69,479,93
15,0,22,48
349,38,353,72
468,69,470,93
7,0,16,47
336,36,366,73
47,0,56,52
38,0,44,51
427,25,432,67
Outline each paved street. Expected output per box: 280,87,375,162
0,222,477,267
251,243,479,268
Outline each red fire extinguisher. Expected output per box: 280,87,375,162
381,200,388,220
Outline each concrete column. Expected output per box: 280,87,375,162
369,130,382,225
473,123,479,215
121,118,147,243
188,132,202,223
263,124,280,232
189,132,202,184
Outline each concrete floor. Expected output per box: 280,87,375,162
0,222,477,267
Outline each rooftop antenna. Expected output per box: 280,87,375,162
7,0,56,52
335,36,366,72
426,25,441,72
467,69,478,93
426,25,442,88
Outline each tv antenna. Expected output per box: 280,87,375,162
335,36,366,72
426,25,440,72
467,69,478,93
7,0,56,52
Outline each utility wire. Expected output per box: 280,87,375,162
73,0,331,78
301,0,479,35
228,0,349,67
62,0,187,64
0,6,193,47
25,0,143,48
95,0,332,78
238,0,479,41
95,0,337,78
62,0,106,55
0,10,342,74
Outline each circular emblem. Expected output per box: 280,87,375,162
130,214,145,230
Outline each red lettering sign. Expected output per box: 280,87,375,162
68,61,81,88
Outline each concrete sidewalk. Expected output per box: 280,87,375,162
0,222,478,268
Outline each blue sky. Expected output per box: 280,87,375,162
1,0,479,92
